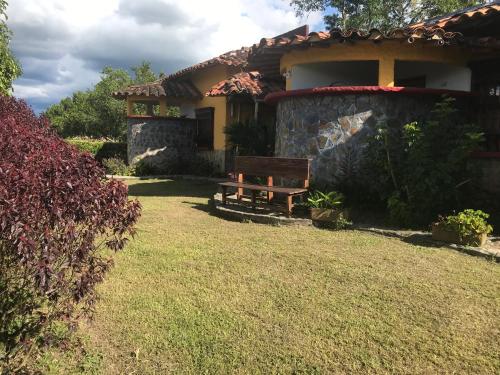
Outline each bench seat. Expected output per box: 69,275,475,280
219,182,307,195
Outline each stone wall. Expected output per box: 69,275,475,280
275,94,443,186
128,117,197,170
196,149,226,174
475,157,500,193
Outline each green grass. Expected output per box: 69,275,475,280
45,179,499,374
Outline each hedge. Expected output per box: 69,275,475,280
66,138,127,162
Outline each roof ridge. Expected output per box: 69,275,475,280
411,1,500,28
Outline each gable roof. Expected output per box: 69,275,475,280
206,71,284,99
114,26,309,100
167,47,250,80
112,79,202,100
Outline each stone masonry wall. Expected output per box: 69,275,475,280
475,157,500,193
275,94,441,187
128,117,197,170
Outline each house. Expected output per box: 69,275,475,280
113,2,500,191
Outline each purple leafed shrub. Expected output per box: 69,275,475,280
0,96,141,370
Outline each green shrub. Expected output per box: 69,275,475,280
133,160,162,177
66,137,104,155
66,138,127,163
225,120,275,156
102,158,133,176
363,97,484,226
438,209,493,245
95,142,127,162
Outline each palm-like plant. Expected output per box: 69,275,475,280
307,191,345,209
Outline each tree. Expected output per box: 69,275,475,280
291,0,486,30
45,62,160,139
132,61,158,84
0,0,21,95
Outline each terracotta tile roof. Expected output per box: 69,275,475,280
411,2,500,29
112,79,202,100
206,72,284,98
167,47,250,80
251,27,460,52
247,27,461,77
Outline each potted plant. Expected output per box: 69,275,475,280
432,209,493,247
307,191,350,228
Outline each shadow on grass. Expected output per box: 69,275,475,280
127,179,217,199
182,201,213,214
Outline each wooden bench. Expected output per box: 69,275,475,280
219,156,311,216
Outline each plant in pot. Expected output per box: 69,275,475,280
307,191,351,229
432,209,493,247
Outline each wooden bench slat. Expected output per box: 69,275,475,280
219,182,307,195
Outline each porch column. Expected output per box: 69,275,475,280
146,102,155,116
254,101,259,122
378,57,395,87
159,97,167,117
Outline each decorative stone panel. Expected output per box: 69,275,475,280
275,94,440,187
127,117,197,170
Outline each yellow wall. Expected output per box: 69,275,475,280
280,41,472,89
190,65,232,151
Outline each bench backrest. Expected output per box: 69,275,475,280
235,156,311,187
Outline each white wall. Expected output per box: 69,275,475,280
395,61,471,92
291,61,379,90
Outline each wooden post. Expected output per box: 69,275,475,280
254,101,259,122
378,57,395,87
159,98,167,117
146,102,154,116
127,98,134,116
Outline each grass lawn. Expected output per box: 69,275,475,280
42,179,499,374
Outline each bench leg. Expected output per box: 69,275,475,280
267,191,273,204
221,186,227,205
286,195,293,217
251,190,257,211
267,176,274,204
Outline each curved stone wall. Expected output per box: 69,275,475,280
128,117,197,170
275,93,450,186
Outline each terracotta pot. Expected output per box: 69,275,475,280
310,208,348,222
431,222,488,247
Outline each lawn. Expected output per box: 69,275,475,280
42,179,499,374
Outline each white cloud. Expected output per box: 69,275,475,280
8,0,323,113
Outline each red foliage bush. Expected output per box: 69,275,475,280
0,96,141,369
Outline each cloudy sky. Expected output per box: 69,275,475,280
7,0,324,113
